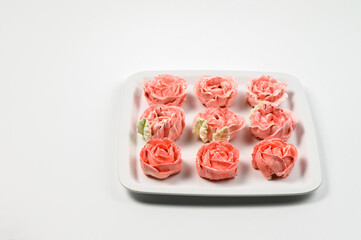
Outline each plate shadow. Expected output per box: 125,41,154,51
127,190,314,207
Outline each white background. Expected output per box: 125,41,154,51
0,0,360,239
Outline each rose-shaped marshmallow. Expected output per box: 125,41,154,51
137,104,185,141
246,75,288,107
192,108,245,143
196,141,239,180
194,75,238,108
252,138,298,180
142,74,187,106
249,102,297,140
139,138,182,179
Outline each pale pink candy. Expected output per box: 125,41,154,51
194,75,238,108
252,138,298,180
192,108,246,143
139,138,182,179
137,104,185,141
142,74,187,106
196,141,239,180
246,75,288,107
249,103,297,141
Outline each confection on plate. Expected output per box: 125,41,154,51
192,108,245,143
196,141,239,180
249,102,297,141
139,138,182,179
194,75,238,108
251,138,298,180
246,75,288,107
137,104,185,141
142,74,187,106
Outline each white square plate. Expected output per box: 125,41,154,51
118,70,322,196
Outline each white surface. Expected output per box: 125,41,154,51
0,0,360,239
120,70,321,196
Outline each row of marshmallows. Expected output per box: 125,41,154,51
136,74,298,180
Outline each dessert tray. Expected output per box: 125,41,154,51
118,70,322,196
